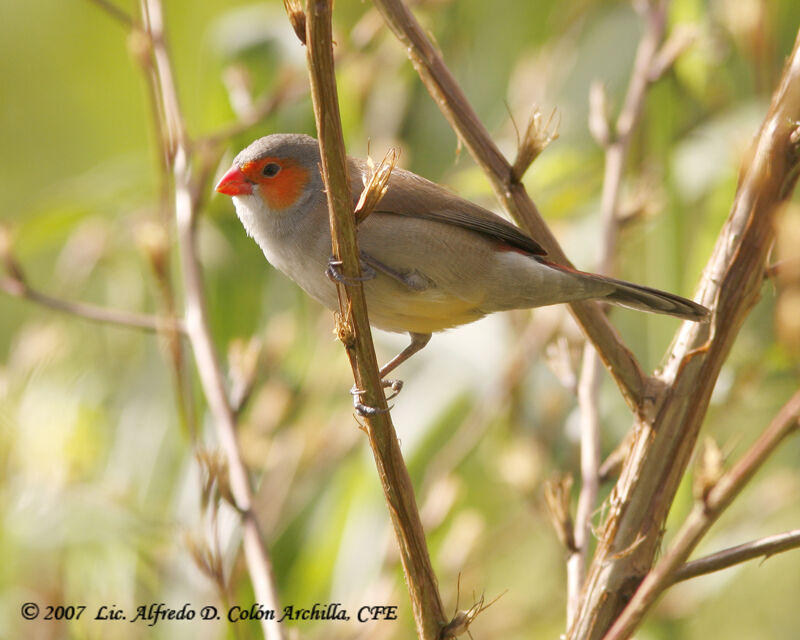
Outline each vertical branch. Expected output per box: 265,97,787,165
570,28,800,640
568,346,601,624
303,2,446,638
568,2,669,623
598,2,667,274
139,1,284,638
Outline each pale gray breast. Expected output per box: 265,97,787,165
233,193,338,310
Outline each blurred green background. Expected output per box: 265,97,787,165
2,0,800,638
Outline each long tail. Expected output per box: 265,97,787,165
599,274,709,321
542,261,709,322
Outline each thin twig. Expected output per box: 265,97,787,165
304,2,446,638
600,0,668,273
671,528,800,584
648,24,698,82
88,0,199,444
86,0,134,27
139,1,284,638
371,0,649,412
604,390,800,640
138,220,198,439
1,275,184,334
568,344,602,624
765,258,800,280
199,71,309,149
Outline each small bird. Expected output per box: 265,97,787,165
216,133,708,387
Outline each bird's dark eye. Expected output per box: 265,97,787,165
262,162,281,178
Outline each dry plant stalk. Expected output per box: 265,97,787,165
544,474,576,552
137,1,286,638
570,29,800,640
303,2,446,638
354,147,398,224
284,0,307,45
440,588,505,639
510,107,560,182
569,2,668,626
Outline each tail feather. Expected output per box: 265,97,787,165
536,259,709,321
592,273,709,321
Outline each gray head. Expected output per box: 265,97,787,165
215,133,325,215
233,133,321,168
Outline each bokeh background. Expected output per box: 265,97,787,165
2,0,800,638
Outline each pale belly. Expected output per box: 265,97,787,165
291,264,484,334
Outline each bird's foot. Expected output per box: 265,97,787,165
353,401,390,417
350,378,404,416
326,257,376,285
382,378,403,401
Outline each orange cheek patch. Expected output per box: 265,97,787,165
246,157,310,211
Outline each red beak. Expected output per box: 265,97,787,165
215,166,253,196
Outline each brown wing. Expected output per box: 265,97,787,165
352,160,547,257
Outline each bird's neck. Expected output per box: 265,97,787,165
232,190,329,269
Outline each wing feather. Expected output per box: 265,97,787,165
352,160,547,256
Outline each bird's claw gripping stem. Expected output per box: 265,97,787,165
326,257,376,286
353,401,390,417
350,378,404,416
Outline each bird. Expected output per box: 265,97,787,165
216,133,708,391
